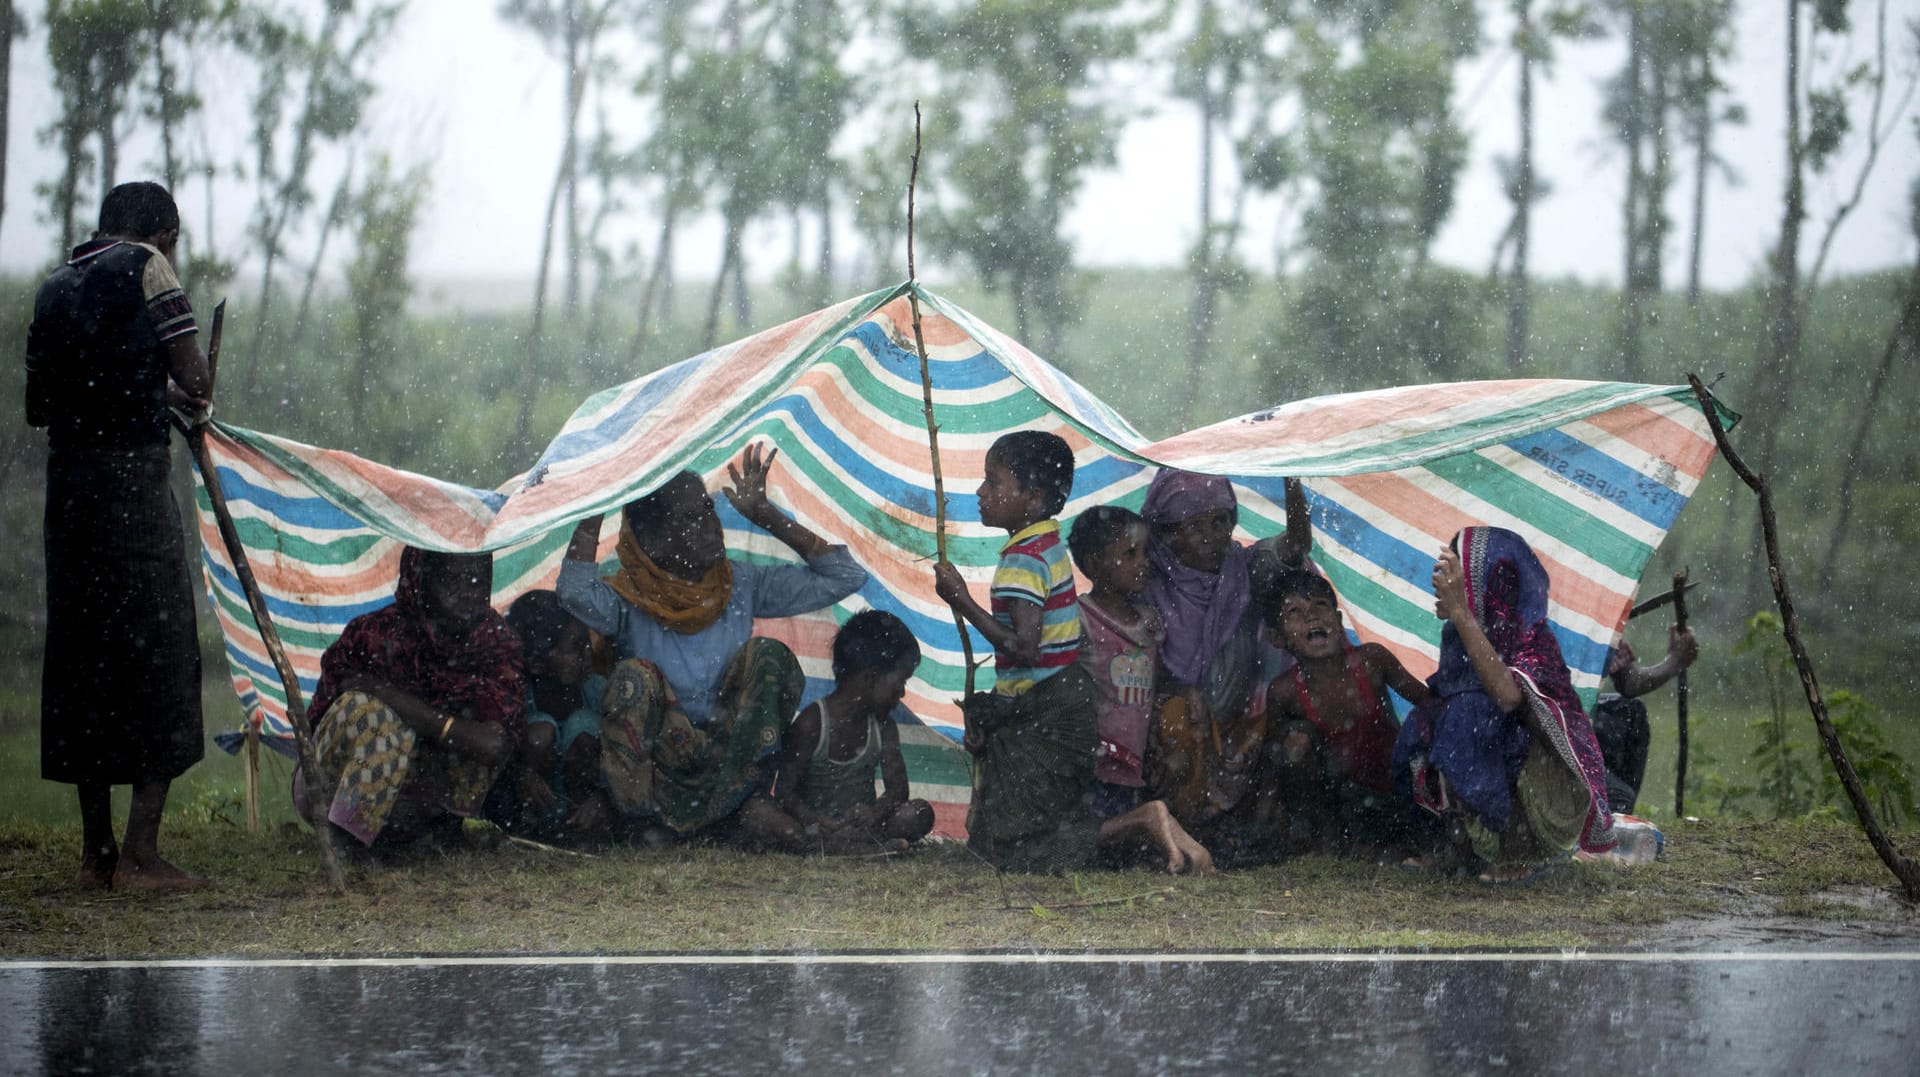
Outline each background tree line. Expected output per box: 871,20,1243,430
0,0,1917,773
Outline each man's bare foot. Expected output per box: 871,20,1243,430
112,856,208,892
73,852,117,890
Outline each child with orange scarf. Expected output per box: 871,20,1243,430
557,445,869,848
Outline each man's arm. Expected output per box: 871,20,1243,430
1612,626,1700,699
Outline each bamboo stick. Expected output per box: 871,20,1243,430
189,301,346,891
1671,568,1690,817
1686,374,1919,898
906,102,979,700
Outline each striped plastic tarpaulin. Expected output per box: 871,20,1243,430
194,281,1732,827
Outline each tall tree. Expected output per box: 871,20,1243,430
344,156,428,438
1496,0,1598,370
899,0,1148,353
143,0,212,191
0,2,21,242
1752,0,1910,474
1673,0,1739,306
239,0,403,392
510,0,614,451
1278,0,1482,397
1169,0,1269,424
501,0,622,318
41,0,149,252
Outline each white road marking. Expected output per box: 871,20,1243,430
3,950,1917,972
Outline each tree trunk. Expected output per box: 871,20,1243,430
816,187,833,299
151,18,178,189
563,0,582,317
1647,39,1671,294
290,168,354,349
729,221,751,328
626,207,677,365
55,117,84,255
516,130,571,457
1755,0,1805,477
1685,98,1711,306
702,225,734,351
98,112,119,193
1618,4,1647,382
1506,0,1534,371
1,0,14,241
1818,255,1919,588
1182,71,1218,427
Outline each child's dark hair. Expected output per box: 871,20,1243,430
99,181,180,237
987,430,1074,517
506,590,580,664
1264,569,1338,628
832,609,921,680
1067,504,1144,573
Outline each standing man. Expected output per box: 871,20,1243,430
26,182,212,891
1592,625,1701,815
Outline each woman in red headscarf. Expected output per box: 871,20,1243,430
300,548,526,853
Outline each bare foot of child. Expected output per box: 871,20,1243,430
1145,803,1216,875
112,856,208,892
1173,828,1216,876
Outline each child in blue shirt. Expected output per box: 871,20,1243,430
486,590,613,843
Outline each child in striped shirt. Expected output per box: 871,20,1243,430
933,431,1101,873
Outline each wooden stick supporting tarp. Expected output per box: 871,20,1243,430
187,301,347,892
906,102,979,699
1687,373,1920,899
1671,568,1691,817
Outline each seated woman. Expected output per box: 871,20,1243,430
556,444,867,846
1141,470,1309,865
299,548,525,856
1391,526,1618,883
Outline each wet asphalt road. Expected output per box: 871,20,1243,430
1,952,1914,1075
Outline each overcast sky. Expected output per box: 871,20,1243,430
3,0,1914,293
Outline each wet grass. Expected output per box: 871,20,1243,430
0,815,1913,959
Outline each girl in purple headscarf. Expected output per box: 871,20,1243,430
1391,526,1618,883
1140,469,1310,863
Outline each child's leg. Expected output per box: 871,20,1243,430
559,733,600,801
1274,721,1340,852
879,799,935,842
1098,799,1216,875
733,793,904,854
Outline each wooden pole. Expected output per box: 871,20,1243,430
1671,568,1690,817
1687,374,1920,898
204,304,264,836
906,101,978,699
189,301,347,891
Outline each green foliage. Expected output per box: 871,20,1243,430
1268,0,1480,394
1727,612,1820,818
1804,86,1852,171
900,0,1149,352
1821,690,1916,828
1696,613,1916,826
